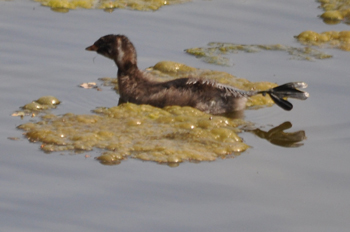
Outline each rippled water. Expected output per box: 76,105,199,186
1,0,350,231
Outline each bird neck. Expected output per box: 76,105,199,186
117,61,139,77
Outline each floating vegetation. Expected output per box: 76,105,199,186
12,96,61,118
18,103,251,166
34,0,191,12
317,0,350,24
295,30,350,51
185,43,332,66
152,60,197,74
15,61,286,166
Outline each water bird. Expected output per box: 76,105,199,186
86,34,309,114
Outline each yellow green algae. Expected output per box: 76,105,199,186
12,96,61,118
16,61,282,166
295,30,350,51
18,104,250,165
185,43,332,66
34,0,191,12
317,0,350,24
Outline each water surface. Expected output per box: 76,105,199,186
1,0,350,231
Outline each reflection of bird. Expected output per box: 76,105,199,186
249,122,306,147
86,34,309,114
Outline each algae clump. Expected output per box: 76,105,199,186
12,96,61,118
35,0,191,12
317,0,350,24
295,30,350,51
153,61,197,74
23,96,60,110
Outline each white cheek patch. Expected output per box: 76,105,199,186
116,38,124,64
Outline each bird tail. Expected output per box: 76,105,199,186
258,82,309,111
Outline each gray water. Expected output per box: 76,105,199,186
1,0,350,231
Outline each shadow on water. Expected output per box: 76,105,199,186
218,110,307,148
245,121,306,148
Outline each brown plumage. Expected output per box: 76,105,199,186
86,34,309,114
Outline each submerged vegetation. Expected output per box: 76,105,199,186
185,43,332,66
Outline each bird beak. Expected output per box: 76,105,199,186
85,44,98,51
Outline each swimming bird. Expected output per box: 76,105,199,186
86,34,309,114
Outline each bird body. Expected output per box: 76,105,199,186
86,34,308,114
